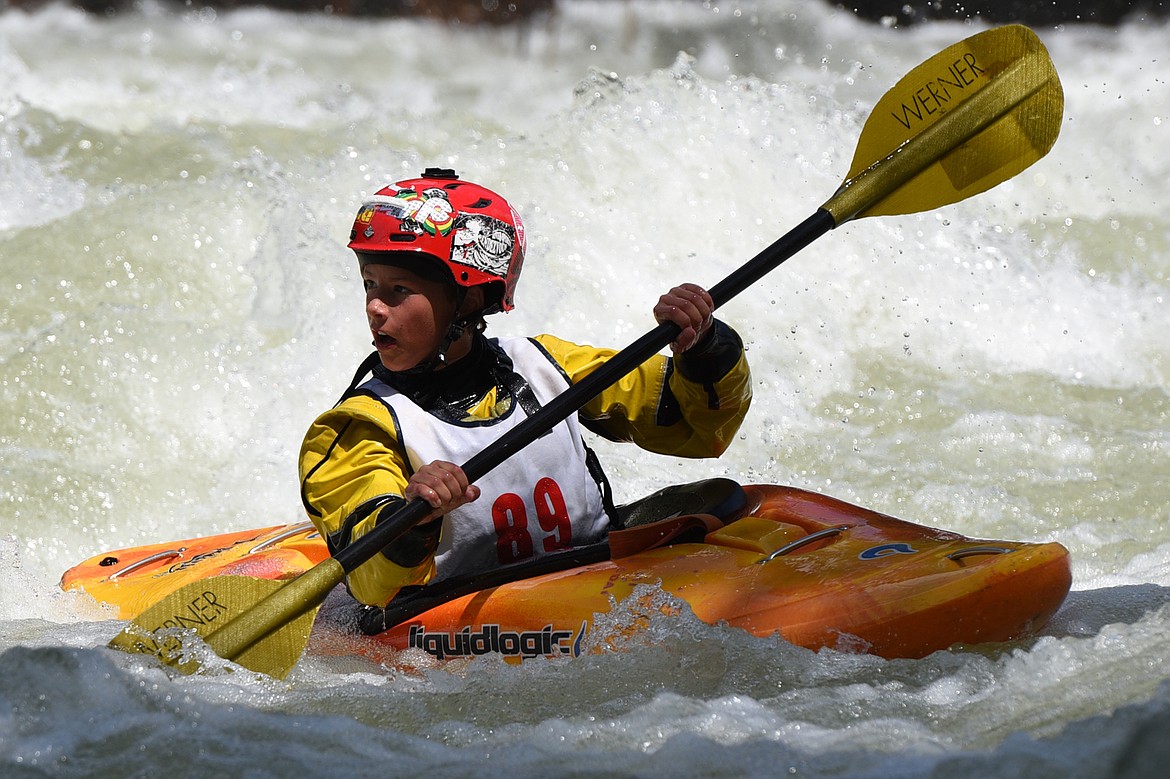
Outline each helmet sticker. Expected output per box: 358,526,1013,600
450,214,515,279
361,189,456,237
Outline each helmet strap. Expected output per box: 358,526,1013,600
402,289,487,373
434,320,465,366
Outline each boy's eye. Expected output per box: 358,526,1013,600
364,279,413,298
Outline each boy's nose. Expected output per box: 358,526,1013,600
366,296,389,317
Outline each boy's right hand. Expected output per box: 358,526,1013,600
405,460,481,521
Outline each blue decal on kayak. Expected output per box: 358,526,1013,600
860,543,918,560
573,620,587,657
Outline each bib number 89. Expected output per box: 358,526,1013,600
492,477,572,564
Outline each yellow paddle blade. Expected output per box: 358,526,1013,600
825,24,1063,223
108,560,344,679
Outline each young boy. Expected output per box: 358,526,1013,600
299,169,752,607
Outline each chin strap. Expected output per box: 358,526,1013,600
434,319,467,366
432,286,487,368
400,311,486,375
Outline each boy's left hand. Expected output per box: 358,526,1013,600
654,283,714,353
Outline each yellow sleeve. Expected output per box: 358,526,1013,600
533,324,752,458
298,393,436,606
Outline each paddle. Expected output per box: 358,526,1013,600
108,24,1063,679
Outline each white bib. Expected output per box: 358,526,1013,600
362,337,611,580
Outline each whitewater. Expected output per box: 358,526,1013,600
1,1,1168,776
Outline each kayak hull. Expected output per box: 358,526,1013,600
61,484,1072,663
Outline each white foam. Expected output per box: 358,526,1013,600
2,3,1169,776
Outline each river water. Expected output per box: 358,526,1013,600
2,1,1168,776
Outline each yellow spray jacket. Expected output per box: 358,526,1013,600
299,323,752,606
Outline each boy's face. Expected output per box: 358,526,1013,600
362,262,458,372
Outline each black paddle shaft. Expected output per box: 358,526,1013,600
331,208,838,574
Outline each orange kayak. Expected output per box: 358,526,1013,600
61,482,1072,662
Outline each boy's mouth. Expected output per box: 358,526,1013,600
372,330,395,349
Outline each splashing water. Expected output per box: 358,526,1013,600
2,2,1169,776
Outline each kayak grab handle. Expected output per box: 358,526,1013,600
757,525,850,563
946,546,1016,561
249,522,319,554
109,549,186,580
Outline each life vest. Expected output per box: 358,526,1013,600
360,337,612,580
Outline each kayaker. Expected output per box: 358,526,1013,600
299,168,752,607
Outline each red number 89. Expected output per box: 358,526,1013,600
491,477,572,564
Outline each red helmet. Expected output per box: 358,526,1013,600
348,168,525,314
